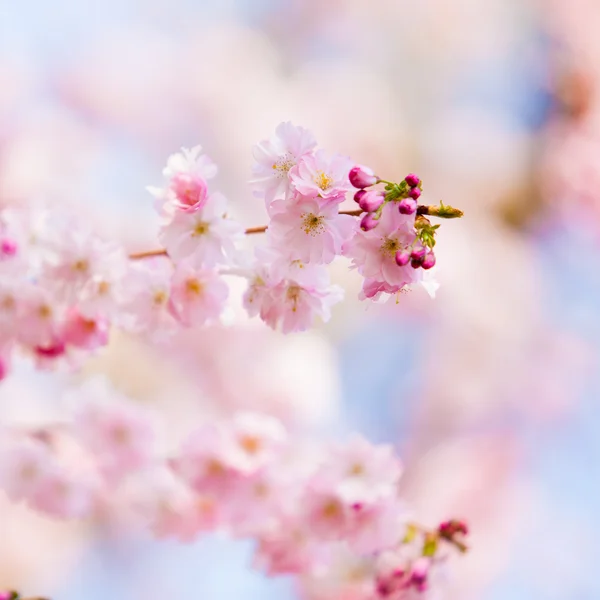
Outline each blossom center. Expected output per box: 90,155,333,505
315,171,333,191
272,154,294,176
349,463,365,476
193,221,210,236
380,237,401,257
185,278,204,295
153,290,167,305
286,284,301,312
239,434,261,455
322,499,342,519
73,259,89,273
301,212,326,236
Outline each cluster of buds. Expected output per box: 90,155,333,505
350,166,462,273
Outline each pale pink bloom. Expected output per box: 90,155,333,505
72,379,158,483
17,284,63,348
76,243,129,319
168,263,228,327
344,203,422,291
127,467,219,541
158,192,244,266
174,424,239,496
252,121,317,204
253,515,321,576
267,196,357,264
222,411,288,474
313,436,403,505
242,264,278,320
0,436,56,502
121,260,177,336
302,488,350,539
259,266,344,334
290,150,353,201
29,470,95,519
0,274,27,341
42,229,113,304
62,308,109,350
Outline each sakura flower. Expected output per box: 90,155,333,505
267,196,357,264
158,192,244,266
222,411,288,474
149,145,217,216
312,435,403,505
174,424,239,496
62,308,109,350
253,514,322,576
121,259,177,336
168,262,228,327
29,469,95,519
125,466,219,541
71,379,158,483
257,265,344,334
252,121,317,205
289,150,353,201
0,436,56,502
344,203,422,292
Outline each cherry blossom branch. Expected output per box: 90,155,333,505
128,204,463,260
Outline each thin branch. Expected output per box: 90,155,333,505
128,205,459,260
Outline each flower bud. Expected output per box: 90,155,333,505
410,245,426,261
422,252,436,270
360,213,379,231
411,258,423,269
358,190,385,212
354,189,367,204
409,187,421,200
405,173,420,188
349,165,378,188
395,249,411,267
398,198,417,215
0,238,17,257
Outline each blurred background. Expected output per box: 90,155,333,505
1,0,600,598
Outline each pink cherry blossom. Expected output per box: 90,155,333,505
257,265,344,334
158,191,244,266
62,308,109,350
267,196,357,264
71,379,158,483
149,145,217,216
168,262,228,327
344,203,423,292
252,121,317,205
312,435,403,505
289,150,354,201
121,259,177,336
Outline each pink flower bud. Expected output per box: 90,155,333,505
410,557,430,591
360,213,379,231
409,187,421,200
395,249,411,267
422,252,436,270
35,340,66,359
0,238,17,257
358,190,385,212
411,258,423,269
405,173,420,188
398,198,417,215
170,172,208,211
354,189,367,204
410,245,426,261
349,165,378,188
